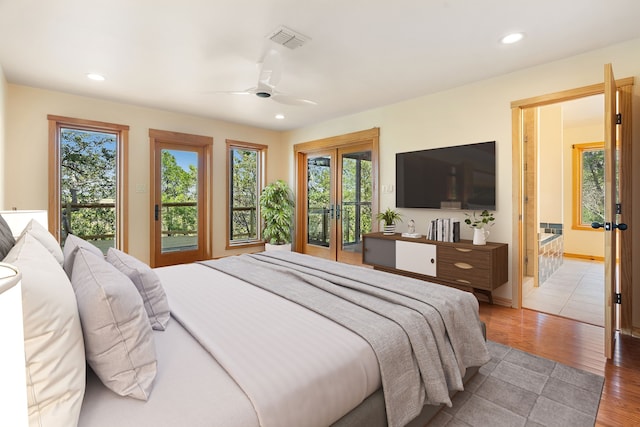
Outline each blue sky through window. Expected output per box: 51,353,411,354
171,150,197,171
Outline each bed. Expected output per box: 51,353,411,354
0,214,490,427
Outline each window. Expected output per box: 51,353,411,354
48,115,128,252
226,140,266,247
572,142,605,230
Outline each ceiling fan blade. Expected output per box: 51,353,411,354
209,87,257,95
271,93,317,106
258,49,282,89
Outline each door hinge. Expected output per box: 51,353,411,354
616,113,622,125
615,293,622,304
616,203,622,215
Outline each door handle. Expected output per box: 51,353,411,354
591,221,628,231
329,204,334,220
154,204,159,221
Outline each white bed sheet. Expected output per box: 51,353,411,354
79,314,260,427
157,263,381,427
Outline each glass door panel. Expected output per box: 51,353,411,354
160,149,199,254
340,150,372,255
306,154,332,248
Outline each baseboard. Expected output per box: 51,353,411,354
563,253,604,262
492,296,512,307
631,326,640,338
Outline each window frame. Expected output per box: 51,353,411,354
225,139,267,249
571,141,605,232
48,115,129,250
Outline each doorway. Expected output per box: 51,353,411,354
295,128,379,265
521,95,607,327
149,129,212,267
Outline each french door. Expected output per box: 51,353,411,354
295,129,379,265
149,129,212,267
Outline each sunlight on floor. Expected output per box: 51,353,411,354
523,259,604,327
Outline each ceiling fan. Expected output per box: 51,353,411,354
221,50,317,106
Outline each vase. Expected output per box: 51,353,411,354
383,224,395,235
473,227,489,245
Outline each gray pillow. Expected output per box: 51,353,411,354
0,213,16,260
62,234,103,277
71,247,157,400
106,248,171,331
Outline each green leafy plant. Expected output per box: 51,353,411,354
464,210,495,228
259,180,295,245
376,207,403,226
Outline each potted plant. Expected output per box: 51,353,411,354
376,207,402,235
464,210,495,245
259,179,295,250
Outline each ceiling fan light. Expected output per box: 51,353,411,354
501,32,524,44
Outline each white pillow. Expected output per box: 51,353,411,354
4,233,86,427
71,247,157,400
20,219,64,266
106,248,171,330
62,233,103,277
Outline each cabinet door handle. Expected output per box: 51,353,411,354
456,279,472,285
454,262,473,270
455,248,472,253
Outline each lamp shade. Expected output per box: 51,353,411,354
0,210,48,238
0,263,28,427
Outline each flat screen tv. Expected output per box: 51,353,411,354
396,141,496,210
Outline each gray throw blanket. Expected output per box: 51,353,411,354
199,251,489,427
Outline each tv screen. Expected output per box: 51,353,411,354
396,141,496,210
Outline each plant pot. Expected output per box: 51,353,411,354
265,243,292,252
383,224,396,235
472,228,489,245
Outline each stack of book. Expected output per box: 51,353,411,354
426,218,461,242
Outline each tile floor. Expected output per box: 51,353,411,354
522,258,604,327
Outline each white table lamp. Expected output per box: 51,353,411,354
0,263,28,427
0,210,48,238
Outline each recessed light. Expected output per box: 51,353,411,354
275,114,285,120
501,32,524,44
86,73,105,81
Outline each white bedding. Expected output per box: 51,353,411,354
157,263,381,427
80,262,381,427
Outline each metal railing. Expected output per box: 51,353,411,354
62,202,259,242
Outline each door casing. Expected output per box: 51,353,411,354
294,128,379,264
149,129,212,267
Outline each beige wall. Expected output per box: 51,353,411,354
0,65,6,207
562,120,605,258
538,104,563,225
5,85,286,262
283,38,640,316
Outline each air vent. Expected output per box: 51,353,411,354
268,26,310,49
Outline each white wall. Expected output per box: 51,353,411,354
283,38,640,311
0,64,7,208
5,85,286,262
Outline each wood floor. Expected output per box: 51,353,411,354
479,303,640,426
